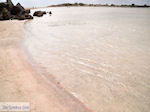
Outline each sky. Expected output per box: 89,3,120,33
1,0,150,7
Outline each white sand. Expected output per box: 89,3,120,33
0,21,91,112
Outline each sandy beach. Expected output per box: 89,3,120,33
0,21,92,112
0,7,150,112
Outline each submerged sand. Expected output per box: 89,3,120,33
25,7,150,112
0,21,91,112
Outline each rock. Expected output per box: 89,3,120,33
49,11,52,15
10,15,17,19
16,3,25,14
7,0,14,9
25,14,33,19
33,11,43,17
0,3,8,9
43,11,46,14
24,9,30,14
2,8,11,20
0,14,3,20
11,3,25,15
33,11,46,17
11,6,21,15
0,0,33,21
17,15,26,20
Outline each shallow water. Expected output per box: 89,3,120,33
24,7,150,112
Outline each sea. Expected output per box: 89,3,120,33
23,7,150,112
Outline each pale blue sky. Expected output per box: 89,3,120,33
1,0,150,7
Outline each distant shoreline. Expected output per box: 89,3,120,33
48,3,150,8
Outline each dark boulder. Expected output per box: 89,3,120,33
0,3,8,9
11,6,21,15
33,11,43,17
11,3,25,15
0,0,33,21
43,11,46,14
25,14,33,19
10,2,24,15
0,14,3,20
11,5,33,19
1,8,11,20
16,3,25,14
17,15,26,20
23,9,30,14
49,11,52,15
10,15,17,19
33,11,46,17
7,0,14,9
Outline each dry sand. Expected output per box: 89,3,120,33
0,21,92,112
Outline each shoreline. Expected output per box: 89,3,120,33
29,5,150,10
48,6,150,8
0,21,93,112
48,3,150,8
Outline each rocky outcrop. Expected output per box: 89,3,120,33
16,3,24,14
1,8,11,20
33,11,46,17
7,0,14,9
0,0,33,20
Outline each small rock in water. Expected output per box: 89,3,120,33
33,11,46,17
25,14,33,19
49,11,52,15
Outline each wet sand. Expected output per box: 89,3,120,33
0,21,91,112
